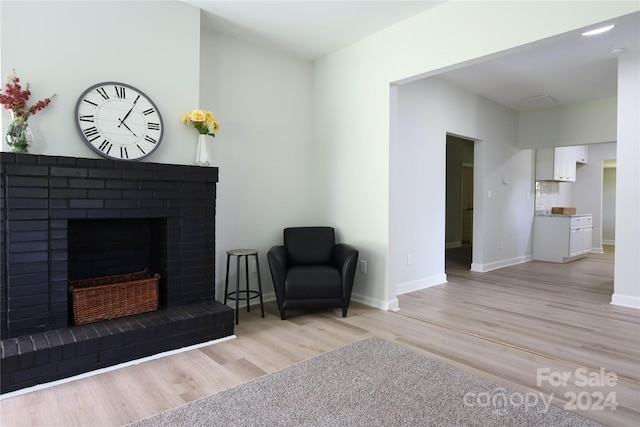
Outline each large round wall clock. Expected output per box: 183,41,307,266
75,82,163,161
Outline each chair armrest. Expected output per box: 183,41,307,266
334,243,359,300
267,245,287,304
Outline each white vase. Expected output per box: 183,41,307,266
195,134,210,166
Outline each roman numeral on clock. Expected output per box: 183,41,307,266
147,123,160,130
144,135,157,144
96,87,109,100
115,86,126,99
98,140,112,154
142,108,155,116
120,146,129,159
83,127,100,142
79,115,94,122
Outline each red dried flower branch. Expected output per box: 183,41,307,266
0,69,56,122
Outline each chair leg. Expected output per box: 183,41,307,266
280,310,286,320
342,307,348,318
244,255,250,312
234,256,240,325
254,253,265,318
224,254,231,304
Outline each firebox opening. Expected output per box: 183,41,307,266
67,218,166,323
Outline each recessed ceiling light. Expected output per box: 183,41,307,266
581,25,615,36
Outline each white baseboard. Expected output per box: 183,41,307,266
602,239,615,246
395,273,447,295
590,247,604,254
386,298,400,311
471,254,533,273
611,294,640,309
351,292,391,311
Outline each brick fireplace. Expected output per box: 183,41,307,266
0,153,234,393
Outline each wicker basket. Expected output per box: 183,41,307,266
69,269,160,325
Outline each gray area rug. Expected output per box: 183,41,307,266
128,337,601,426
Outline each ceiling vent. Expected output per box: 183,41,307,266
512,94,559,110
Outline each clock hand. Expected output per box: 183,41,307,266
118,94,140,128
118,120,138,137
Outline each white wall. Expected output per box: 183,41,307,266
1,1,201,164
613,52,640,308
199,28,316,300
314,1,639,309
574,143,617,253
518,98,617,149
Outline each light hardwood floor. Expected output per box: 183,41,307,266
1,246,638,426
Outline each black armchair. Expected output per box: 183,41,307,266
267,227,359,320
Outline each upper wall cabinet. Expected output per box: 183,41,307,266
536,146,582,181
575,145,589,164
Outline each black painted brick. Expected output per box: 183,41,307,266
3,164,50,176
50,166,88,178
88,189,122,199
106,180,138,189
8,241,48,253
58,353,99,373
123,190,153,199
10,230,48,242
49,249,68,262
122,170,153,181
104,199,137,209
88,169,122,179
87,208,123,218
44,332,63,362
48,177,68,187
68,179,105,189
7,209,48,221
8,251,48,264
69,199,104,209
49,209,87,219
1,339,18,359
75,158,98,168
7,176,48,187
57,329,76,359
7,187,48,198
50,188,87,199
6,219,48,231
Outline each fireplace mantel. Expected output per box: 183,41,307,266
0,152,234,393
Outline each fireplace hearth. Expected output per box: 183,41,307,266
0,153,234,393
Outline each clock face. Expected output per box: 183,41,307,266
75,82,163,161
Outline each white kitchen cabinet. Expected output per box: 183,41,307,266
536,146,577,181
575,145,588,164
534,215,592,263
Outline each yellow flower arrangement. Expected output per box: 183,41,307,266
181,109,219,137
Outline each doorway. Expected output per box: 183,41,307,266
445,135,474,270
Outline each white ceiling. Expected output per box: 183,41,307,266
185,1,445,59
184,1,639,111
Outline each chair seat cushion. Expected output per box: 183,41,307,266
285,266,342,299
